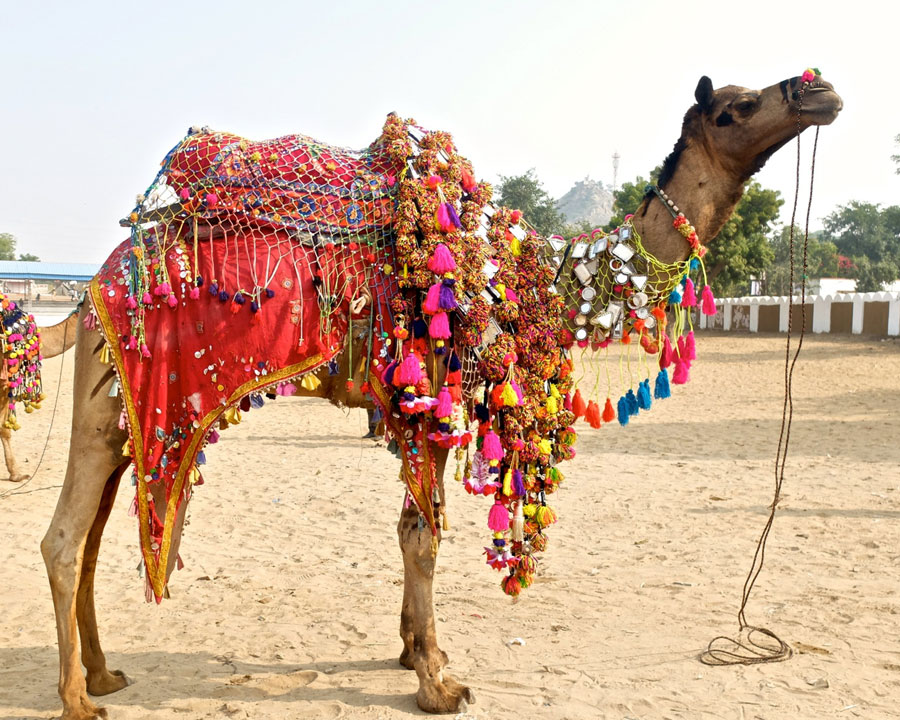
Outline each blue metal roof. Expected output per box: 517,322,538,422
0,261,100,281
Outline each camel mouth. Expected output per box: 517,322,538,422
799,88,843,125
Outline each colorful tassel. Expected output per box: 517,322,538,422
685,330,697,361
423,283,441,314
637,379,652,410
502,469,513,497
488,500,510,532
511,502,524,542
602,397,616,423
482,430,505,462
513,469,526,497
654,368,671,399
681,277,697,307
435,385,453,418
429,311,450,340
395,353,422,387
625,389,639,416
572,389,587,419
427,243,457,274
701,285,717,315
660,334,675,369
617,396,629,426
585,400,602,429
439,280,457,311
672,358,690,385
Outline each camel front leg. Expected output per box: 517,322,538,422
0,424,28,482
397,448,473,713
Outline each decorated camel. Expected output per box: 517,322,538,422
0,299,79,482
41,71,841,719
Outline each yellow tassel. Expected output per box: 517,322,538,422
538,438,552,455
99,343,111,365
188,466,201,485
509,235,521,257
122,439,131,457
431,535,439,557
223,406,242,425
442,510,450,531
500,382,519,407
502,469,512,497
300,373,321,391
549,383,561,399
545,395,558,414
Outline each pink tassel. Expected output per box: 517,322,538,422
482,430,505,462
118,410,127,430
681,278,697,307
685,330,697,361
422,283,441,315
276,382,296,396
394,353,422,387
126,296,138,310
142,292,152,305
487,500,510,532
435,385,453,417
660,335,674,369
167,295,178,308
672,358,690,385
436,203,453,232
82,312,97,330
189,287,200,300
505,287,519,303
677,335,687,360
429,311,450,340
427,243,457,274
701,285,717,315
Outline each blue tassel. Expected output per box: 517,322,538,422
617,396,629,426
197,451,206,466
626,389,639,416
327,359,340,376
637,379,652,410
250,394,265,409
654,369,671,399
669,288,682,305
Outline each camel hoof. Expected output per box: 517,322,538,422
6,473,29,483
60,696,108,720
416,673,474,714
87,668,129,696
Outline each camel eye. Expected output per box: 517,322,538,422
735,99,756,114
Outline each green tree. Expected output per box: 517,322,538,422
765,225,840,295
0,233,16,261
822,201,900,292
704,181,782,296
495,169,565,237
18,253,40,262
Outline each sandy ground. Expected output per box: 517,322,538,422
2,332,900,720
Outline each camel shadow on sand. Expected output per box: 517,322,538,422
0,647,422,718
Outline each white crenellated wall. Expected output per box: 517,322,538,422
697,292,900,336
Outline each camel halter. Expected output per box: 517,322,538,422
701,69,824,667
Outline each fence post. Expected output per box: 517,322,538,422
813,295,831,333
723,303,732,331
889,293,900,337
851,295,865,335
779,299,789,332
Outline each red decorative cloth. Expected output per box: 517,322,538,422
91,226,373,599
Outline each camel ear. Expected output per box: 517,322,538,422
695,76,715,113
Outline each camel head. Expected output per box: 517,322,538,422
662,72,843,187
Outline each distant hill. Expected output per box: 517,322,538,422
556,177,614,228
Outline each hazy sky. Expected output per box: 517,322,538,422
1,0,896,264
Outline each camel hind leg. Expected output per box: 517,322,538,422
78,464,130,696
41,312,129,720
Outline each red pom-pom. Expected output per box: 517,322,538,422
502,573,522,597
602,398,616,423
660,334,675,369
572,389,587,420
510,209,523,224
460,168,476,193
345,380,355,391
